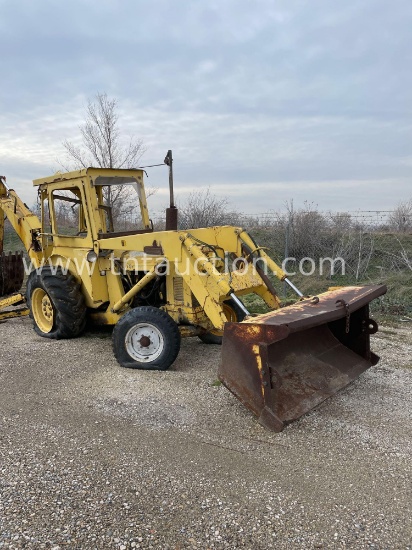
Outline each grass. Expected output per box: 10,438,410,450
2,227,25,254
243,293,270,314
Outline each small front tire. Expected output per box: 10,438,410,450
198,298,246,345
113,306,181,370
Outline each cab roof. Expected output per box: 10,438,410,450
32,167,144,187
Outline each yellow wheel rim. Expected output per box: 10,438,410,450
209,303,238,337
31,288,54,333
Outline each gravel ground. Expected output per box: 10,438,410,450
0,316,411,549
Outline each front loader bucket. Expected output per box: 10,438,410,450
219,285,387,432
0,252,25,296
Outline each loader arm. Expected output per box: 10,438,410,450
237,229,304,298
175,230,284,330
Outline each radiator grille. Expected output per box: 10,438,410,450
173,277,184,302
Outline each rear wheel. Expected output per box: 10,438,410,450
26,266,86,339
198,298,246,345
113,306,181,370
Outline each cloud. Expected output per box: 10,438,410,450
0,0,411,214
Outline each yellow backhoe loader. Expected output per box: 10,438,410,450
0,154,386,431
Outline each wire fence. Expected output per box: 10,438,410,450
177,208,412,314
243,210,412,313
3,208,412,314
246,210,398,276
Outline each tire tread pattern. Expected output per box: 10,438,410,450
113,306,181,370
26,266,86,339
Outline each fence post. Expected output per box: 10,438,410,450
283,215,291,299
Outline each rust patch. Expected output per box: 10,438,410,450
144,241,164,255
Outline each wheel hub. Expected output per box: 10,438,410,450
125,322,164,362
31,288,54,333
42,296,53,320
139,335,151,347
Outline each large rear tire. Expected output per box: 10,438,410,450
198,298,246,345
26,267,86,339
113,306,181,370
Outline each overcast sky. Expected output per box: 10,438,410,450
0,0,411,216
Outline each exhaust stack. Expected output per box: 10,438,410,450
164,150,178,230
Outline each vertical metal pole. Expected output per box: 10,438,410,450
283,201,293,299
0,214,3,256
107,185,112,209
165,150,174,208
0,177,6,255
283,218,289,299
165,150,178,230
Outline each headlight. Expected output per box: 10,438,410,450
86,250,98,263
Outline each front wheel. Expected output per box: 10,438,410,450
198,298,246,345
113,306,181,370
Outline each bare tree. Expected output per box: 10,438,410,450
61,93,145,170
59,93,148,220
178,188,240,229
388,198,412,232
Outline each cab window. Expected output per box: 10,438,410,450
51,188,88,237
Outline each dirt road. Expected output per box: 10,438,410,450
0,317,411,549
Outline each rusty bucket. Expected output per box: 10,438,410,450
219,285,387,432
0,252,25,296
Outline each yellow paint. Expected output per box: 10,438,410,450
1,168,289,333
0,293,25,308
0,309,29,321
252,344,265,398
0,293,29,321
31,288,54,333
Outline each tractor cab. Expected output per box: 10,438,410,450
32,168,152,247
